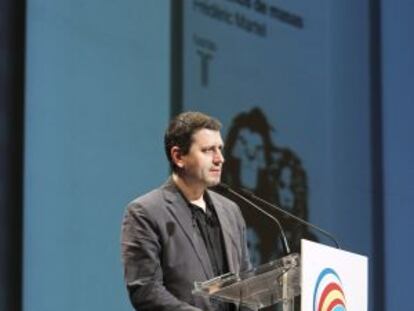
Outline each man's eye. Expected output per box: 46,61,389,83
202,146,223,153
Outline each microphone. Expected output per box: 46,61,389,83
224,183,341,249
215,183,291,256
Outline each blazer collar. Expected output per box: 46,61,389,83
209,191,236,273
161,178,237,275
161,178,214,279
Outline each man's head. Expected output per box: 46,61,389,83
164,111,222,173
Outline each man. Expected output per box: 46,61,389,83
121,112,251,310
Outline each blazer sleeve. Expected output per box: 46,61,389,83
121,203,201,311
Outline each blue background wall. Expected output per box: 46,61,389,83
24,1,170,310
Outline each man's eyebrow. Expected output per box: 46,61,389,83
201,143,224,150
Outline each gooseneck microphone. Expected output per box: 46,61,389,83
221,183,341,249
216,183,291,256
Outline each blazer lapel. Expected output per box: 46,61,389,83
208,190,237,273
162,180,214,279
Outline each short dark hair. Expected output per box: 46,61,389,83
164,111,222,171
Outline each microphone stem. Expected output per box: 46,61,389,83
225,187,291,255
245,191,341,249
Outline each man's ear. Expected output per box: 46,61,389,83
171,146,184,169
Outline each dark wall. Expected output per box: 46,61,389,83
381,0,414,310
0,0,25,310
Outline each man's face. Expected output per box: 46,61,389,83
179,128,224,188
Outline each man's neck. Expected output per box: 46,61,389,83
172,173,206,208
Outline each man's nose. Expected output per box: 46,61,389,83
214,150,225,164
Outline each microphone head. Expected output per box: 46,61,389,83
213,183,253,199
214,183,230,191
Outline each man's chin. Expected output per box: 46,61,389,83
206,179,221,188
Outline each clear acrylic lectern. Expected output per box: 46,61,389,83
193,253,301,311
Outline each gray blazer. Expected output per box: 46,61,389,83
121,179,251,310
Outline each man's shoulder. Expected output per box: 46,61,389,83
126,179,179,213
208,189,236,206
126,185,167,214
208,189,242,218
131,187,163,205
207,189,246,231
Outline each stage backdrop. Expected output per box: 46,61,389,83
23,1,170,311
179,0,374,309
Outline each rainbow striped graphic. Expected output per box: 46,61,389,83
313,268,347,311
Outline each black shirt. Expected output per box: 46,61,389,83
184,192,234,311
189,194,229,277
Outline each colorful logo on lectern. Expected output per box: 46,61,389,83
313,268,347,311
